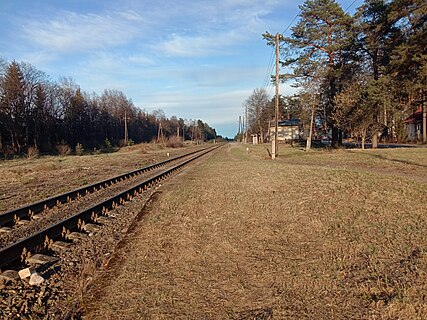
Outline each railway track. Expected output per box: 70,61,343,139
0,144,222,269
0,145,213,228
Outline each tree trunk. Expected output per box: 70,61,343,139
10,130,16,153
372,131,378,149
331,126,339,148
306,108,315,150
361,132,366,150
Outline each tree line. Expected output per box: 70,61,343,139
244,0,425,148
0,59,217,157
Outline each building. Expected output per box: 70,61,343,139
404,107,425,141
269,118,303,142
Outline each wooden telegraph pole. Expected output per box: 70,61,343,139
306,107,315,150
157,121,165,144
245,104,249,144
124,110,128,146
272,33,280,159
242,115,245,143
423,93,426,144
238,116,242,142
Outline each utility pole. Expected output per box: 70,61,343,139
245,104,248,144
238,116,241,142
124,110,128,146
157,121,164,144
306,107,315,150
242,115,245,143
423,92,426,144
272,33,280,159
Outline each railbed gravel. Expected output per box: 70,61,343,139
0,186,156,319
0,155,191,249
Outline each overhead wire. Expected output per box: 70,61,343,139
268,0,359,94
248,1,357,137
260,9,301,98
261,47,275,90
344,0,360,12
282,11,300,35
250,0,362,139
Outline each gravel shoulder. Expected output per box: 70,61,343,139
0,143,205,319
82,144,427,319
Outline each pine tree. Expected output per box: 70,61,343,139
281,0,353,147
354,0,396,147
33,84,47,150
389,0,426,142
1,61,26,152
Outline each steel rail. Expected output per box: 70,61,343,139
0,146,212,227
0,144,222,268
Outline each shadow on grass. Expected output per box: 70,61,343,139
0,146,121,161
351,151,427,168
291,140,331,150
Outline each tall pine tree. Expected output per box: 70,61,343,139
282,0,353,147
0,61,26,152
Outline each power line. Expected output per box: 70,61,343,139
260,0,360,103
282,11,300,35
261,47,275,90
344,0,360,12
260,7,301,93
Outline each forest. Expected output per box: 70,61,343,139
0,59,217,157
243,0,425,148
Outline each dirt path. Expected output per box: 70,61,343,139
82,145,427,319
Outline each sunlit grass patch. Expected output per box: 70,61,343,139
83,143,427,319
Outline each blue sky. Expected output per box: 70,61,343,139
0,0,360,138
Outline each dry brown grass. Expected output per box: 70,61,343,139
0,143,200,213
81,144,426,319
56,142,72,156
166,136,184,148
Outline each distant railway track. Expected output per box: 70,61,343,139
0,145,213,228
0,144,223,269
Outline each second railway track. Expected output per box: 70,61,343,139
0,144,223,269
0,145,214,228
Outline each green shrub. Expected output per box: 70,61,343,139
103,138,112,149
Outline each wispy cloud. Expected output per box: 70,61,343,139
22,11,139,53
116,10,145,22
154,0,277,57
140,88,253,127
0,0,298,137
159,31,239,57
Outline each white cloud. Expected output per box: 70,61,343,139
159,31,238,57
154,0,277,58
6,0,296,138
140,87,252,123
19,0,284,59
22,11,139,53
116,10,145,22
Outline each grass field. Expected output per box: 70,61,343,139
0,143,199,213
82,144,427,319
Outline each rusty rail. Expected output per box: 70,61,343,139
0,144,222,268
0,146,212,227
